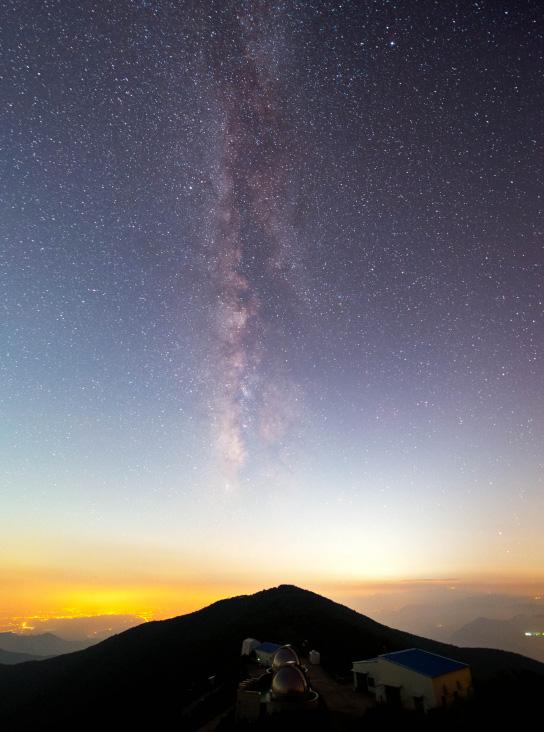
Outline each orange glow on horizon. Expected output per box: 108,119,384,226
0,582,242,631
1,570,544,636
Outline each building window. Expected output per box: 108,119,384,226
367,676,375,688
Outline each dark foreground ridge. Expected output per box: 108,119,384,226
0,584,542,730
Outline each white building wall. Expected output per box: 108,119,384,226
353,659,436,711
309,650,320,665
241,638,261,656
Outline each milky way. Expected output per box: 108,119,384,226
205,4,305,477
2,0,544,586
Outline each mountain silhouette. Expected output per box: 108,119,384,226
450,615,544,662
0,632,91,658
0,585,542,730
0,648,47,665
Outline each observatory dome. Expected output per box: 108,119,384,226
272,645,300,670
271,665,309,699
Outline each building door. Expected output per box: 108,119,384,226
413,695,424,713
385,685,401,707
353,672,363,691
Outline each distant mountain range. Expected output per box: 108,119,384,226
451,615,544,662
0,585,543,730
9,613,144,641
0,632,92,658
0,648,47,665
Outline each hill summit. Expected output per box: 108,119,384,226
0,584,542,730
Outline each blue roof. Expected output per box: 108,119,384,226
255,642,281,653
380,649,468,678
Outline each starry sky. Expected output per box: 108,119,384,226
1,0,544,625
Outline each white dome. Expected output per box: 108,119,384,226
271,665,309,699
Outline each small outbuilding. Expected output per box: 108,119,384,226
352,648,472,712
241,638,261,656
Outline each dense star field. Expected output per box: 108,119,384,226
1,1,543,622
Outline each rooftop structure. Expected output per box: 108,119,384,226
378,649,468,678
352,648,472,713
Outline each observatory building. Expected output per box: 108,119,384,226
352,648,472,712
236,643,320,722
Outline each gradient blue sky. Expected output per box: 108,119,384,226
2,0,543,623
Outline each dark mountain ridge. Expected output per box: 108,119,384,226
0,584,542,729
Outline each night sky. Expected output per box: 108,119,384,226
2,0,543,624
